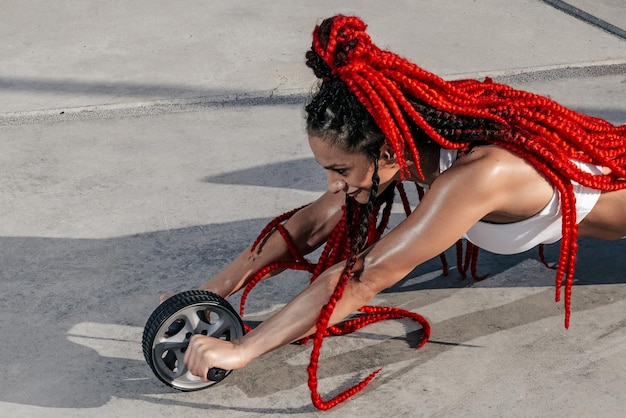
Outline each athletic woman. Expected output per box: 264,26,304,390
180,15,626,409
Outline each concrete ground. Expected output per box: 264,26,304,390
1,1,625,417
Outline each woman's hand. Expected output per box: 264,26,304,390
183,335,249,382
159,292,175,304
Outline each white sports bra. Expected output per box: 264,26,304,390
438,149,602,255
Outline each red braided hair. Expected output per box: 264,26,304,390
241,184,430,409
311,15,626,329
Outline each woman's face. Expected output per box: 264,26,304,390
308,135,399,204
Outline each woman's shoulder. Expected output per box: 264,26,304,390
455,144,523,167
438,144,521,186
446,144,543,185
442,144,555,221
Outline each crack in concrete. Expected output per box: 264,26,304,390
2,58,626,127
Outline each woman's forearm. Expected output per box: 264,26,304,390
235,260,374,363
200,192,345,299
199,233,292,298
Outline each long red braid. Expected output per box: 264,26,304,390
241,184,432,410
312,15,626,331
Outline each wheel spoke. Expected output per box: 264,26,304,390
153,341,188,378
210,316,237,339
154,340,187,354
169,350,189,379
180,307,202,333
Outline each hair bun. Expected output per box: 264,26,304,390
305,49,333,80
311,15,374,73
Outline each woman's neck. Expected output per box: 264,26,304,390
404,146,442,186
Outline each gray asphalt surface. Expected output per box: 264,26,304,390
1,1,625,417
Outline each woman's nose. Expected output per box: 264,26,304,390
327,173,347,194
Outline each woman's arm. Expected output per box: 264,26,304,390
198,190,346,299
183,159,504,379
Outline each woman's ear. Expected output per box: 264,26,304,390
379,143,397,166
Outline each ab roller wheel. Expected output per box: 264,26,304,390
142,290,245,391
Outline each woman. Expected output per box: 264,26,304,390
181,15,626,409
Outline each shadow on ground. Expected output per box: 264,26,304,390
1,210,624,411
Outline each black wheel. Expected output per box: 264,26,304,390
142,290,245,391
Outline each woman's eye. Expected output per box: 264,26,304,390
335,169,347,176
